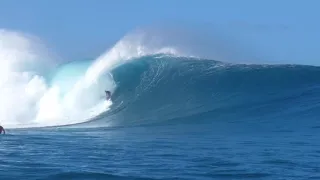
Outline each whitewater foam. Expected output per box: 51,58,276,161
0,29,53,128
0,29,115,128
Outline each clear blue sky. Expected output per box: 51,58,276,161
0,0,320,65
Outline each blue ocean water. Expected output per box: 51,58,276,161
2,55,320,180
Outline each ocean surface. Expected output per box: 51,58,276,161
1,31,320,180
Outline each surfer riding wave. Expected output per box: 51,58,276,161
105,90,111,101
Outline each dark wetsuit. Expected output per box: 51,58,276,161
0,126,5,134
105,91,111,101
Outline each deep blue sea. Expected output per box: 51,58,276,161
1,55,320,180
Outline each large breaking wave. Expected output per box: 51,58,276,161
1,28,320,129
0,29,184,129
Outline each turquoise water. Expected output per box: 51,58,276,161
50,60,93,95
2,56,320,179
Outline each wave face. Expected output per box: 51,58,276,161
1,28,320,129
78,55,320,128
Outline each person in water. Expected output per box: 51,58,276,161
105,90,111,101
0,125,5,134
